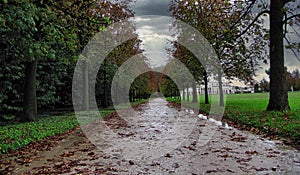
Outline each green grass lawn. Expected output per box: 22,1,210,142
0,99,148,154
168,91,300,142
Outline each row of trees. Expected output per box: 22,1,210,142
0,0,151,122
1,0,299,123
259,68,300,92
286,69,300,91
166,0,299,110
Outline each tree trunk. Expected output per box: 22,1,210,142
182,86,185,101
82,60,89,110
102,59,108,108
192,81,198,103
115,81,119,105
218,71,224,107
23,60,37,122
129,89,132,102
267,0,290,111
186,85,190,102
204,72,209,104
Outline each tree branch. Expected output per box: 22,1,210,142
230,1,257,30
235,10,270,39
282,0,293,4
219,0,257,39
284,12,288,37
46,1,108,26
283,13,300,24
290,25,300,38
284,36,300,63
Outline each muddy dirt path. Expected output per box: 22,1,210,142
3,98,300,174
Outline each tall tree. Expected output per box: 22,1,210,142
170,0,266,106
1,0,134,121
1,0,78,121
171,0,300,110
49,0,132,110
267,0,290,110
170,42,204,102
226,0,300,110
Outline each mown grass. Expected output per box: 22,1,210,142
0,99,148,154
168,91,300,141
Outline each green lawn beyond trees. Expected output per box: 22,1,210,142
168,92,300,142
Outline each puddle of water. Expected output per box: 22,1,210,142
208,118,222,126
224,123,233,130
198,114,208,120
198,113,233,129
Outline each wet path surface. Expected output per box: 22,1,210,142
4,98,300,174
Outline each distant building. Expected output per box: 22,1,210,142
231,85,255,94
180,78,254,97
197,80,235,94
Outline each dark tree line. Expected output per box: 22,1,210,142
0,0,144,122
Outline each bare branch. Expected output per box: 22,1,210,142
219,0,257,39
284,36,300,63
284,12,288,37
290,25,300,38
235,10,270,39
283,0,293,4
283,13,300,24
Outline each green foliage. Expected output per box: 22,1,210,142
0,0,79,120
0,0,136,121
0,115,78,154
131,73,153,99
36,59,73,108
0,0,69,62
0,58,75,121
0,62,25,120
159,76,179,97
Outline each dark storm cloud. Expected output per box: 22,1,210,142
130,0,171,16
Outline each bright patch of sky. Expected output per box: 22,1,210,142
129,0,174,68
130,16,176,68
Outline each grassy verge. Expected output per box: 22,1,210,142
0,99,148,154
0,114,78,154
167,92,300,142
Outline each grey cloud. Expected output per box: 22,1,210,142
130,16,176,67
130,0,171,16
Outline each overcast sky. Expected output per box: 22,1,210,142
129,0,173,68
128,0,300,83
130,0,171,16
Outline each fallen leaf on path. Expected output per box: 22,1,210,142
236,157,252,163
206,169,218,173
172,163,180,168
245,150,258,155
252,166,268,171
226,169,235,173
230,136,247,142
164,153,172,158
183,145,196,151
